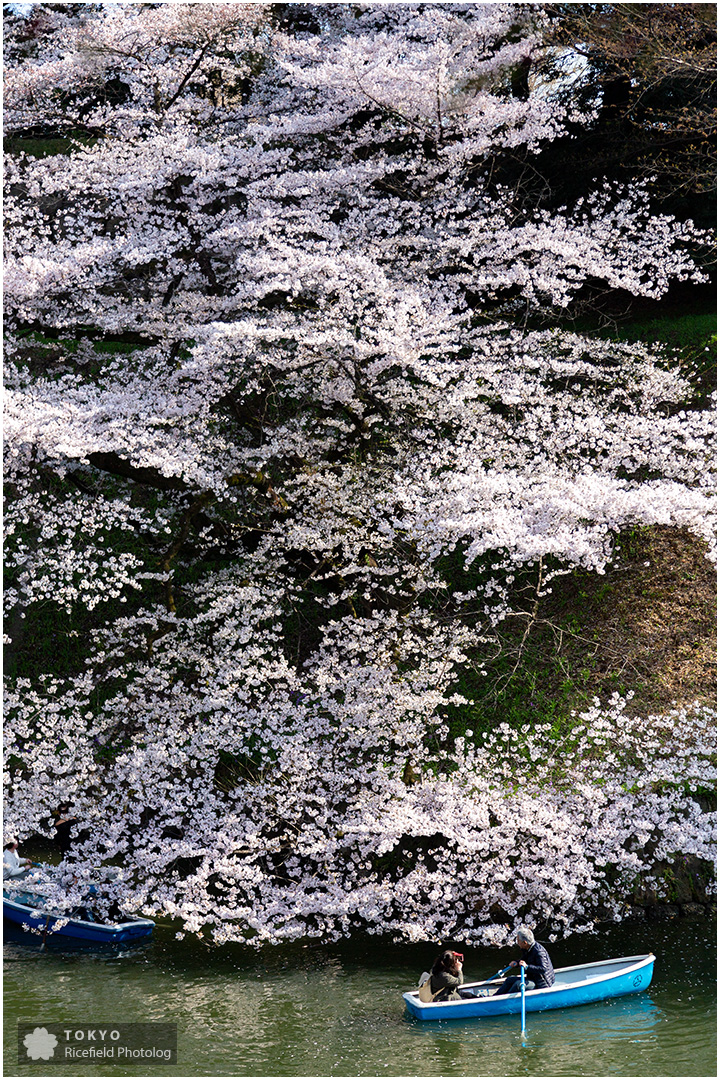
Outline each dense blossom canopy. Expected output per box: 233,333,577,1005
3,3,715,944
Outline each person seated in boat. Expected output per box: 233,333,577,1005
69,904,98,922
53,804,79,855
493,926,554,995
429,950,465,1001
3,840,32,880
74,882,102,922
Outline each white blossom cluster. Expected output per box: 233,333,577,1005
4,605,716,943
3,3,263,135
3,486,167,616
3,3,715,944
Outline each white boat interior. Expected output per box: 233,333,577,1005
413,955,653,998
550,957,649,986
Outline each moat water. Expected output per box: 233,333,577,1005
3,916,715,1077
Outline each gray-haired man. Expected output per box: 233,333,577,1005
493,926,555,996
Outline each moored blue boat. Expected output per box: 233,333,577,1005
3,888,154,944
403,953,655,1021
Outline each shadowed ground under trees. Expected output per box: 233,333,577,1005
479,525,716,727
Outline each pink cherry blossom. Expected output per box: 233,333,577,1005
4,3,714,945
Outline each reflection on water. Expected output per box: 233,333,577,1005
404,995,666,1076
3,922,153,963
4,917,716,1077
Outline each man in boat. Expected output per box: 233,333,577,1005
3,839,32,880
493,926,555,995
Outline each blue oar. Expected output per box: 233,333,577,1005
520,964,527,1039
478,962,514,986
466,962,514,997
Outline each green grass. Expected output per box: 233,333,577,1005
580,309,716,400
5,133,99,158
599,310,715,348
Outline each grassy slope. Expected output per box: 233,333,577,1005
468,525,716,732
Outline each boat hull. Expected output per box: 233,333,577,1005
403,954,655,1021
3,895,154,944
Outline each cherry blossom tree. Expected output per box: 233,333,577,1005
4,3,715,944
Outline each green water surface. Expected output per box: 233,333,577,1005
3,917,715,1077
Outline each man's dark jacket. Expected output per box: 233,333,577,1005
523,942,554,988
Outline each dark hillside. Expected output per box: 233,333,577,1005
538,525,715,715
457,526,716,741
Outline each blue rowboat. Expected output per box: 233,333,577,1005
3,889,154,944
403,953,655,1021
